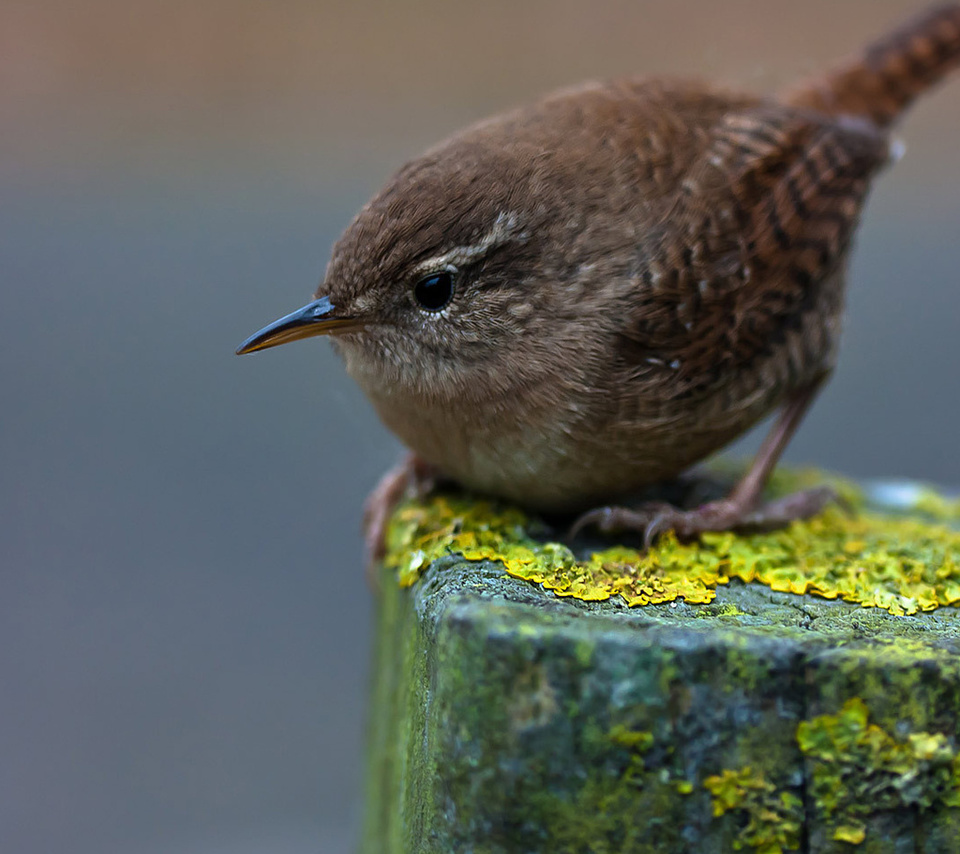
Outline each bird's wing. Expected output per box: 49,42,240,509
620,103,891,397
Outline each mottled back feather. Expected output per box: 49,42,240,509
620,105,888,399
620,3,960,402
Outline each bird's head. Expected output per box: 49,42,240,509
236,127,612,405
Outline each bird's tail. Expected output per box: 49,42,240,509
784,3,960,128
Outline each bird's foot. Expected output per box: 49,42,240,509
569,486,840,550
363,453,440,587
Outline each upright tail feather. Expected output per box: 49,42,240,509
785,3,960,128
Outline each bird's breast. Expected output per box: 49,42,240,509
366,386,592,510
362,380,747,513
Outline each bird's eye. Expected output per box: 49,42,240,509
413,272,455,312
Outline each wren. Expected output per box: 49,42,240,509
238,4,960,560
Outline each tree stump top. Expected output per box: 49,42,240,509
364,469,960,853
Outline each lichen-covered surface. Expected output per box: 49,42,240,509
362,471,960,854
384,469,960,616
797,698,960,847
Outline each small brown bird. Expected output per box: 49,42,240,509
238,4,960,560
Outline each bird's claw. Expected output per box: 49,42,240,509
569,486,842,549
363,453,439,588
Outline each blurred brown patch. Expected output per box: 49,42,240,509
1,0,957,177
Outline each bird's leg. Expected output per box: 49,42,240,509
570,377,838,548
363,452,440,583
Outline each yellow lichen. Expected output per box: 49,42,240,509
608,725,655,752
703,766,803,853
832,824,866,845
796,698,960,845
384,476,960,615
608,725,655,782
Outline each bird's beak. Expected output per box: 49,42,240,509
235,295,359,355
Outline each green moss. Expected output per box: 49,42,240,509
421,611,695,853
362,527,441,853
703,766,803,854
517,724,695,854
384,470,960,616
796,698,960,845
526,770,680,854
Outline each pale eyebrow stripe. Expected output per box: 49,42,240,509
411,212,521,275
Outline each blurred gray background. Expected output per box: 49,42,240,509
2,1,959,852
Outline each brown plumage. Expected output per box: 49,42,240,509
237,4,960,558
786,3,960,126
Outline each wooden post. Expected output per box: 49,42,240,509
361,473,960,853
